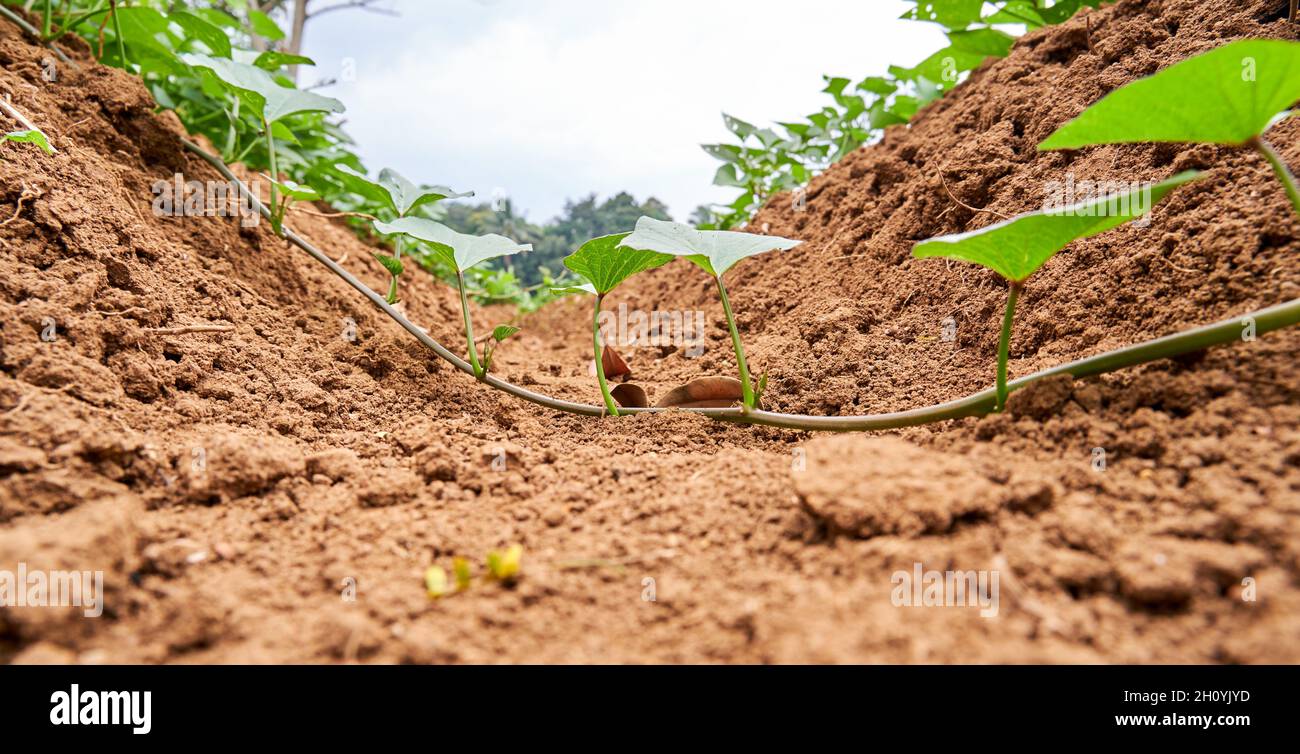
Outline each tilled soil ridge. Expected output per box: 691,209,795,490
1,0,1299,663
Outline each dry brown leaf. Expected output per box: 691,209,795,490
611,383,649,409
654,376,744,409
602,345,630,381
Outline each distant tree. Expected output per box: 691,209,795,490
438,193,673,285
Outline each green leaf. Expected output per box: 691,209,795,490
182,53,345,124
619,217,802,278
372,217,531,273
169,11,233,58
1040,40,1300,149
563,232,674,295
549,282,599,297
912,171,1202,283
492,325,521,342
252,51,315,72
723,113,757,140
1,130,54,155
266,176,319,202
334,165,469,216
373,253,404,278
247,9,286,41
901,0,986,30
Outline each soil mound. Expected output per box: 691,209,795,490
1,0,1298,664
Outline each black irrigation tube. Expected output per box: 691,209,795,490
183,138,1300,432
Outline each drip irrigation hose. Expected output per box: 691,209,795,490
183,137,1300,432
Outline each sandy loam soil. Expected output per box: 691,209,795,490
1,0,1298,664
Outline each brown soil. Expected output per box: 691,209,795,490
2,0,1299,664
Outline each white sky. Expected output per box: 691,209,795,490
300,0,945,223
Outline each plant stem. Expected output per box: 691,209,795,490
182,139,1300,432
1252,136,1300,220
457,269,484,378
108,0,126,69
263,116,280,234
715,275,755,410
43,1,52,38
593,294,620,417
386,235,403,304
996,282,1022,412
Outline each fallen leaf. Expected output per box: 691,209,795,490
611,383,649,408
602,345,630,380
655,376,744,409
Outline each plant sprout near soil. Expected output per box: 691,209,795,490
372,217,532,379
0,129,54,155
1039,39,1300,219
913,170,1203,411
554,232,673,416
333,165,471,304
10,4,1300,435
182,53,345,235
618,217,802,411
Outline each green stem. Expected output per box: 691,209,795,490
43,1,52,38
43,4,106,42
457,270,484,378
716,275,755,410
593,294,620,417
263,116,281,234
108,0,126,69
1253,136,1300,220
386,235,403,304
996,282,1022,412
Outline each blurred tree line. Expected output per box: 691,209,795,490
437,192,672,285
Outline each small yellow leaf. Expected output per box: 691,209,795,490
425,566,449,599
453,556,472,591
487,544,523,582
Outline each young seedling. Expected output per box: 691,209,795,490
372,217,531,379
482,325,520,373
618,217,801,411
1039,39,1300,219
486,544,523,583
333,165,471,304
261,176,319,232
182,53,345,235
0,130,55,155
913,171,1202,412
555,232,673,416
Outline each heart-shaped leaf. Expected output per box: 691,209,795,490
492,325,521,342
372,217,531,272
655,377,745,409
619,217,802,277
335,165,470,217
602,346,630,381
912,171,1202,283
611,384,649,409
1040,39,1300,149
563,233,673,294
183,53,345,124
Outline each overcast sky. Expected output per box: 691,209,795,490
300,0,945,223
